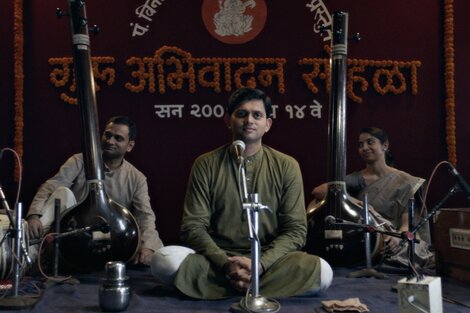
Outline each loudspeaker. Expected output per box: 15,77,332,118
434,208,470,283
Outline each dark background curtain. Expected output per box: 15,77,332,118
1,1,469,244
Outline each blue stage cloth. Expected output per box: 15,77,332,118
1,267,468,313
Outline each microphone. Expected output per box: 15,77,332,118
0,184,12,211
324,215,365,227
447,163,470,198
55,221,110,239
324,215,336,225
94,221,111,233
232,140,246,163
21,241,33,266
0,187,31,266
29,222,110,245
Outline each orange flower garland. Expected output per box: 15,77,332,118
49,56,116,105
299,45,420,103
13,0,24,182
299,54,420,103
125,46,286,95
444,0,457,164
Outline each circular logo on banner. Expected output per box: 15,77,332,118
202,0,267,44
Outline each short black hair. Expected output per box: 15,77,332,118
106,116,137,140
226,87,273,118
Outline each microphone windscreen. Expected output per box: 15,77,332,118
324,215,336,225
232,140,246,151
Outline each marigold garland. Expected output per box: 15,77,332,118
125,46,286,95
298,54,420,103
48,56,116,105
13,0,24,182
444,0,457,164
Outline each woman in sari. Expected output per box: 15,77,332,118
312,127,434,269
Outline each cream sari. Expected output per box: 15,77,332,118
346,170,435,269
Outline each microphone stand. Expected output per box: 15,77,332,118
338,195,441,280
25,199,109,286
373,181,464,289
411,183,460,238
42,199,80,287
0,185,32,267
347,194,387,279
331,219,416,242
398,182,462,281
336,182,462,281
53,199,61,278
232,158,280,313
407,198,417,278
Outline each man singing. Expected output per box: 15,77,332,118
151,87,332,299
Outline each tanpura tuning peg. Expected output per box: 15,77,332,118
79,18,87,27
56,8,68,18
349,32,362,42
319,24,330,34
89,25,100,34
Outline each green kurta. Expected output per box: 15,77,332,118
175,145,321,299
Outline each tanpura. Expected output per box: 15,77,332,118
304,12,382,267
58,0,140,271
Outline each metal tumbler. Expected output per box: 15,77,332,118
99,261,131,312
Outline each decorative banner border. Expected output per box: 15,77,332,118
13,0,24,182
444,0,457,165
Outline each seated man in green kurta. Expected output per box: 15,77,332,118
150,87,333,299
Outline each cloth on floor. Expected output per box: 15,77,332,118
321,297,369,312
